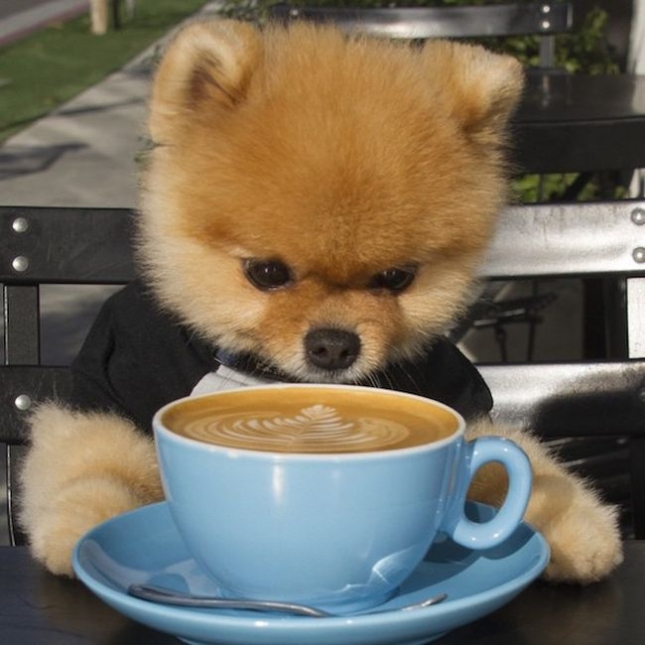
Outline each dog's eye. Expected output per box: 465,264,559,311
368,266,417,293
244,259,293,290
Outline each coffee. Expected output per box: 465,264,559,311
155,384,531,611
161,387,458,453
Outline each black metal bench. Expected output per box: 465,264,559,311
2,200,645,545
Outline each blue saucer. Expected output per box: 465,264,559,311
73,502,549,645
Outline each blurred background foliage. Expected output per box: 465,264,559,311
222,1,622,201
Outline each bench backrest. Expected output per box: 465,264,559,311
2,199,645,544
268,2,574,67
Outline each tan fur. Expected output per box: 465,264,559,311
466,419,623,583
21,20,622,582
20,404,163,576
139,21,522,381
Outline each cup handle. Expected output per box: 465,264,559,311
443,437,532,550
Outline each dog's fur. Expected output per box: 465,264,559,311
20,20,622,582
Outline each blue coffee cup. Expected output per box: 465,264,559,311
154,384,531,614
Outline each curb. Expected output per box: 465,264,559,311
0,0,89,48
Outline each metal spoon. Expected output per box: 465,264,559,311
128,583,448,618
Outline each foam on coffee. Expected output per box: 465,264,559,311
162,387,459,454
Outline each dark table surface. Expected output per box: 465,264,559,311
513,72,645,174
2,543,645,644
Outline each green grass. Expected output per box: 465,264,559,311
0,0,210,142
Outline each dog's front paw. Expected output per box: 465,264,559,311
28,476,144,577
466,420,623,584
526,474,623,584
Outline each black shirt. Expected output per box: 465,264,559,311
69,280,492,432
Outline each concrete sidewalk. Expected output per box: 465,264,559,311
0,49,152,208
3,6,167,209
0,39,157,364
0,1,225,208
0,2,224,365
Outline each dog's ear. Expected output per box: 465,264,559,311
148,20,262,144
421,41,524,140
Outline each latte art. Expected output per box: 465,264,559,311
182,404,411,452
163,387,459,454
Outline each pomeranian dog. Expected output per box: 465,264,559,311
21,19,622,582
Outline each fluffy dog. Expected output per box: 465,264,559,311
21,20,622,582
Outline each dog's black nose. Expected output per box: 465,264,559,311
305,328,361,371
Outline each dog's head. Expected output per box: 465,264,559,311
139,20,523,382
